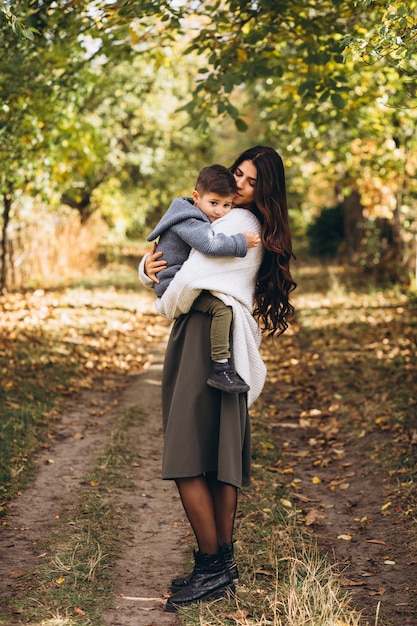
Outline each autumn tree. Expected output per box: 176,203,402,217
0,0,182,289
2,0,417,286
168,0,416,278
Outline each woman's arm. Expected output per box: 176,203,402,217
138,242,168,288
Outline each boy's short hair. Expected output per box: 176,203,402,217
195,164,237,197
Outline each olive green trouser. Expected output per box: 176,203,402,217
192,290,233,362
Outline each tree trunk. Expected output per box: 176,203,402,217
392,183,403,266
0,191,12,294
343,190,363,255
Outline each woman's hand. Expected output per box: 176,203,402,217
144,242,167,283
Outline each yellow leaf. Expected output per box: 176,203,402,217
312,476,322,484
5,401,20,409
237,49,248,63
381,501,392,511
338,534,352,541
56,577,65,584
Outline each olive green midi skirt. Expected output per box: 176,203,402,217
162,310,251,488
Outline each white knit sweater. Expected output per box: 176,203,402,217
152,208,267,407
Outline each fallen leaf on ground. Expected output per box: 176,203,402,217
341,579,365,586
305,508,326,526
74,607,86,616
9,571,31,579
369,587,386,596
293,493,317,502
226,609,251,624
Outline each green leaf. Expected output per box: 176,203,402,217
226,103,239,119
235,117,248,132
298,81,317,96
224,75,235,94
330,92,345,109
22,28,35,41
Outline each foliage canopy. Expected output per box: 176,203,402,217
1,0,417,289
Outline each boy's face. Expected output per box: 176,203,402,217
192,190,234,222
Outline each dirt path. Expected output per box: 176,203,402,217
102,341,189,626
0,337,189,625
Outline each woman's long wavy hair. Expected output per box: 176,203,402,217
230,146,297,336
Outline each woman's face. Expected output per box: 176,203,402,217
233,159,257,208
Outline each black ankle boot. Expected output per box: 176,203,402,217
207,361,250,393
165,550,234,613
170,565,193,592
171,543,239,592
219,543,239,585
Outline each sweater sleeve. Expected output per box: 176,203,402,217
172,218,248,257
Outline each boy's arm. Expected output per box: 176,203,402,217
173,217,250,257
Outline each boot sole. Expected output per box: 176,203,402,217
171,577,239,593
165,583,235,613
207,380,249,393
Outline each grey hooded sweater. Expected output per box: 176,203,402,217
146,197,248,297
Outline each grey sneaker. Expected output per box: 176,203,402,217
207,361,250,393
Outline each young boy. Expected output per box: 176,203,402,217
146,164,260,393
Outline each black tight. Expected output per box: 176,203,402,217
175,472,237,555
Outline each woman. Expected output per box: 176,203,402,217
139,146,296,612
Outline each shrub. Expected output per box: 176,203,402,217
307,204,345,258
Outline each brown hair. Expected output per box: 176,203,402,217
230,146,296,336
195,164,237,197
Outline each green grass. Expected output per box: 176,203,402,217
0,334,81,510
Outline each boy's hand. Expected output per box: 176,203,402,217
145,242,167,283
243,231,261,248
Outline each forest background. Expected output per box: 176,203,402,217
1,3,417,625
1,0,417,291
